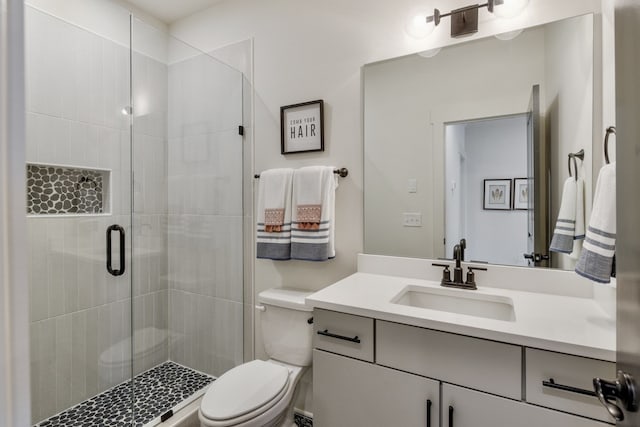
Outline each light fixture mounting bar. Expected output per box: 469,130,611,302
426,0,505,37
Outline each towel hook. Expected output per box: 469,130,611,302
568,149,585,181
604,126,616,164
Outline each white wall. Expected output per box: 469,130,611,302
26,0,168,60
168,0,610,414
462,116,529,266
0,0,30,425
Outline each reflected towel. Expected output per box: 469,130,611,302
291,166,338,261
550,177,578,253
256,168,294,260
575,163,616,283
569,176,586,259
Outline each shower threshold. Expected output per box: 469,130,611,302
35,361,215,427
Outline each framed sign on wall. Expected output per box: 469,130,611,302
280,100,324,154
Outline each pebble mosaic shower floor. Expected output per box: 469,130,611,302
34,362,214,427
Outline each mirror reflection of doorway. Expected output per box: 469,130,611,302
444,114,529,266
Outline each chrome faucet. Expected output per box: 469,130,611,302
431,240,487,290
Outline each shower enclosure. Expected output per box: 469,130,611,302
25,3,250,425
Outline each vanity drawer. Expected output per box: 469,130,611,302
525,348,616,423
313,309,374,362
377,320,522,399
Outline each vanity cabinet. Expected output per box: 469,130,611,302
312,309,612,427
443,384,609,427
313,309,374,362
376,320,522,399
314,350,440,426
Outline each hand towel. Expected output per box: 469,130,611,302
549,177,578,253
291,166,338,261
575,163,616,283
256,168,294,260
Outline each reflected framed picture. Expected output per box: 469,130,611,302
280,100,324,154
513,178,529,210
483,179,512,210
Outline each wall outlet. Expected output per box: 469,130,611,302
403,212,422,227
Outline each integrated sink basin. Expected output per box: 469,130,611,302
391,285,516,321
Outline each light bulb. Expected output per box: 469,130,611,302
493,0,529,19
405,11,436,39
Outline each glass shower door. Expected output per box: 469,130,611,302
25,5,135,425
129,17,245,425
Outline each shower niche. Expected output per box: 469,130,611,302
26,163,110,215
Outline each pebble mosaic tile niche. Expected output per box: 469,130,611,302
27,164,108,215
34,361,214,427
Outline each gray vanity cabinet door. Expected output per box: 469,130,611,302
442,384,610,427
313,349,440,427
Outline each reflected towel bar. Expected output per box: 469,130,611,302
568,149,585,181
254,167,348,179
604,126,616,164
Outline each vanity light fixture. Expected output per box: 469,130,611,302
424,0,529,38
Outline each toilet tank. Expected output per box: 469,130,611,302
258,288,314,366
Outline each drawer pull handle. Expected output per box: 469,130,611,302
317,329,361,343
542,378,596,397
426,399,432,427
448,405,454,427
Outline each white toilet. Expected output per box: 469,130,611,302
199,288,314,427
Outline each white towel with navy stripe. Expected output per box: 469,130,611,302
575,163,616,283
550,176,585,254
256,168,294,260
291,166,338,261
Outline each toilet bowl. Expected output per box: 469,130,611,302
199,288,313,427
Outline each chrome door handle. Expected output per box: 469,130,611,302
593,371,638,421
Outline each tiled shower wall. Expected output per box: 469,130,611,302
131,17,170,377
26,6,169,423
26,5,247,423
167,44,244,377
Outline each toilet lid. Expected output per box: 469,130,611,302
201,360,289,421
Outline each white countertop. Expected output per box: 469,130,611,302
306,271,616,361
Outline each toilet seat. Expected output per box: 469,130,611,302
200,360,290,426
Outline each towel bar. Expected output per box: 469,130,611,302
254,167,348,179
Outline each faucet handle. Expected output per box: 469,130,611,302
432,263,451,283
465,266,487,288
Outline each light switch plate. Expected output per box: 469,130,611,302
403,212,422,227
408,178,417,193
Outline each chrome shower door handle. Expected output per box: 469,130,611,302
106,224,125,276
593,371,638,421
